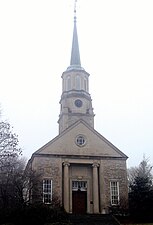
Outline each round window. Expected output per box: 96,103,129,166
75,135,86,147
75,99,83,107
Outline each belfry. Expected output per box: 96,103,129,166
26,2,128,214
58,3,94,134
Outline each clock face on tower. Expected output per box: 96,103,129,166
75,99,83,107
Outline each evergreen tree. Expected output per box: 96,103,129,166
129,156,153,220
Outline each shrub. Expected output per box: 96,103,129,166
0,203,68,225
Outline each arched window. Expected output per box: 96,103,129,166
76,75,81,90
66,76,71,91
84,79,87,91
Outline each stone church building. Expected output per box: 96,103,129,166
26,6,128,214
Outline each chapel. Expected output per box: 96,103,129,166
26,3,128,214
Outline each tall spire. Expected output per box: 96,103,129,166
59,0,94,133
67,0,82,70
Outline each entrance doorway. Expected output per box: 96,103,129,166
72,181,87,214
72,190,87,214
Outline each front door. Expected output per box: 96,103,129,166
72,181,87,214
72,190,87,214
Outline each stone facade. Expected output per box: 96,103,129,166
26,6,128,214
27,120,128,214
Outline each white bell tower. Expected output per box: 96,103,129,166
58,1,95,134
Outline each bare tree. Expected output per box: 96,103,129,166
0,121,22,160
0,116,23,210
0,157,25,208
23,165,43,204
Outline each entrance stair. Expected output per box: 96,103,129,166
69,214,120,225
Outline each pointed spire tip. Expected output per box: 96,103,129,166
67,0,84,71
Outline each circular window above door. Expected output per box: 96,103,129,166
75,135,86,147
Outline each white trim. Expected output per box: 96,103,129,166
43,179,52,204
110,181,119,205
72,180,87,191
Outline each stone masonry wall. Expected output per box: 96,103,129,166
100,159,128,212
32,156,63,204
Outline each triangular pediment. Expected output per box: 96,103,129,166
33,120,127,159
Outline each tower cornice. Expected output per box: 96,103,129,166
62,69,90,78
60,90,92,103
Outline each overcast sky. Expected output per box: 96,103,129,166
0,0,153,168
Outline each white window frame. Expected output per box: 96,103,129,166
110,181,119,205
72,181,87,191
43,179,52,204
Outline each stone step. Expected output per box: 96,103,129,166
68,214,120,225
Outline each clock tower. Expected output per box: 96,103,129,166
58,5,95,134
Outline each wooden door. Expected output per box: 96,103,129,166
72,190,87,214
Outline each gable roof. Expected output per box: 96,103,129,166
32,120,128,160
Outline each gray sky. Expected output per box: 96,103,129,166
0,0,153,168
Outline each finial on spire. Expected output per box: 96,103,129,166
67,0,84,71
74,0,77,21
